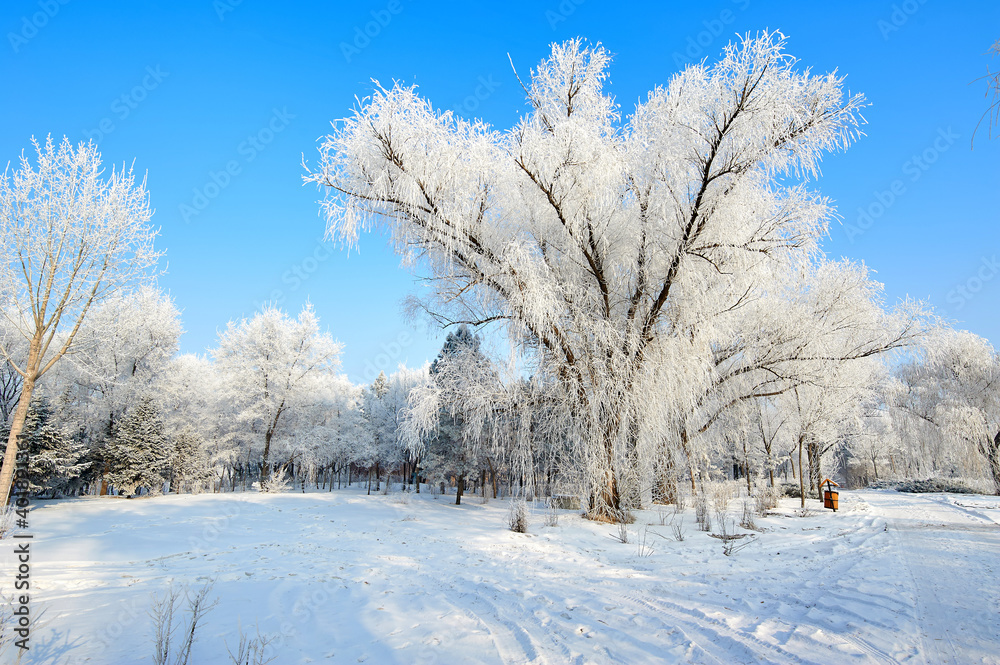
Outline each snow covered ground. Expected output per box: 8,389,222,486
4,487,999,664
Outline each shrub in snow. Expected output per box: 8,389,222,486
226,620,277,665
895,479,979,494
781,482,817,500
752,483,780,515
694,494,712,532
740,499,759,531
259,469,290,494
671,517,686,542
544,501,559,527
150,581,217,665
507,498,529,533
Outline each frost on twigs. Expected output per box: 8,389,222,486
507,498,529,533
226,619,277,665
150,581,217,665
259,468,290,493
308,31,927,522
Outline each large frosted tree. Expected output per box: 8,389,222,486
0,137,160,502
307,34,872,517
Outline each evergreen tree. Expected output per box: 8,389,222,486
1,397,87,497
169,429,213,493
423,326,489,505
105,396,171,496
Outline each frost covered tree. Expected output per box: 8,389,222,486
306,33,906,517
893,331,1000,494
361,368,427,492
67,287,181,425
213,304,343,489
361,371,394,491
104,396,170,496
168,430,212,494
406,326,495,504
383,364,431,489
0,137,160,502
155,354,223,490
0,396,86,497
665,259,922,501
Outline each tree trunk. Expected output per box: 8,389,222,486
260,429,275,487
0,367,38,504
984,431,1000,496
455,475,465,505
797,435,806,509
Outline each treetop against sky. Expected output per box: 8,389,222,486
0,0,996,382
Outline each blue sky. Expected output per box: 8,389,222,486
2,0,997,384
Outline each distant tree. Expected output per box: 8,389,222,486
213,304,342,488
894,331,1000,494
361,371,398,493
0,137,160,503
168,429,212,494
409,326,493,505
65,287,181,430
104,396,170,496
0,359,20,429
156,354,226,489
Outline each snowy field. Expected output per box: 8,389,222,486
6,488,1000,665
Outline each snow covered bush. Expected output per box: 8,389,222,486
507,498,529,533
259,468,290,494
895,479,980,494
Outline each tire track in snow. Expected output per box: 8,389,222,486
866,491,1000,665
598,588,821,665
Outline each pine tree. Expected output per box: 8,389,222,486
169,429,212,494
105,396,171,497
371,371,389,398
1,397,87,497
423,325,489,505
